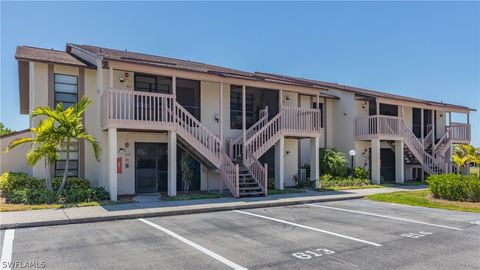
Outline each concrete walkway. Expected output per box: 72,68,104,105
0,186,426,229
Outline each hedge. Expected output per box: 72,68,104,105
320,174,370,187
0,172,109,204
427,174,480,202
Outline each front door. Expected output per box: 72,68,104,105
135,143,168,193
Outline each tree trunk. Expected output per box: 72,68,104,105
58,140,70,193
44,160,53,192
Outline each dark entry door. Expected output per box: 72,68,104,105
135,143,168,193
380,149,396,182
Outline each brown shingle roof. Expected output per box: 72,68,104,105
66,43,473,111
68,43,334,90
15,46,90,67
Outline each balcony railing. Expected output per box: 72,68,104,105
101,89,176,130
355,115,403,139
448,122,471,142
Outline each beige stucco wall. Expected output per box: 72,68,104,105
30,63,49,178
330,89,356,157
282,91,298,107
0,132,33,175
200,81,221,136
284,138,298,187
115,132,169,195
404,106,413,130
84,68,103,186
436,110,447,138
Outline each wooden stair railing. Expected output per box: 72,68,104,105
219,150,240,198
244,148,268,196
230,107,269,159
175,102,222,167
174,102,241,197
400,119,453,175
433,127,452,156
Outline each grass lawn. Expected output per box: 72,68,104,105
268,188,306,195
368,190,480,213
383,181,426,187
161,192,225,201
0,199,132,212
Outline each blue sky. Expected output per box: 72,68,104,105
1,1,479,145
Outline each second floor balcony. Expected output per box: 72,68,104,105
355,115,471,143
101,89,323,137
101,89,176,131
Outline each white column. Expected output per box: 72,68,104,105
310,137,320,188
108,128,117,201
242,85,246,160
371,139,381,184
275,137,285,190
96,59,104,94
395,140,404,184
431,110,435,144
219,82,224,142
168,131,177,197
420,108,424,139
109,66,114,89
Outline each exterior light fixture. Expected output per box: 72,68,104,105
214,114,220,122
349,150,356,178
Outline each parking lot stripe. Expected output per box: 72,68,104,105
234,210,382,247
138,219,247,270
1,229,15,270
306,204,463,230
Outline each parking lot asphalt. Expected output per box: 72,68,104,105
1,199,479,270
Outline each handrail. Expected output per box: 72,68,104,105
355,115,464,176
219,150,240,198
244,148,267,194
245,106,321,159
434,152,459,174
448,123,471,141
102,89,176,128
175,102,222,166
433,126,451,154
423,128,433,148
230,107,269,159
400,119,425,165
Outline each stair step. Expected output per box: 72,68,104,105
239,191,265,196
239,186,263,191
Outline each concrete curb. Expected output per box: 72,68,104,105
0,194,366,230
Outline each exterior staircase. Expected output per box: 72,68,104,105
355,115,462,176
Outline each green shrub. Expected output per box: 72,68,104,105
427,174,480,202
1,172,109,204
52,177,91,190
354,167,369,180
319,148,348,177
320,174,370,188
0,172,43,193
268,178,276,190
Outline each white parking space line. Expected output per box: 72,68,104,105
234,210,382,247
138,219,247,270
1,229,15,270
306,204,463,231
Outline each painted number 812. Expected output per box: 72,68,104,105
292,248,335,260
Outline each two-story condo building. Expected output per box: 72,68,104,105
1,44,473,200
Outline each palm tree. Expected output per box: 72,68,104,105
452,144,480,174
4,118,59,191
4,97,101,193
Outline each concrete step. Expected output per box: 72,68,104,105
239,191,265,197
